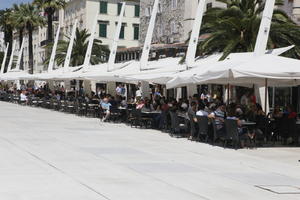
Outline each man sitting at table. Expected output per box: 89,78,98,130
100,97,112,122
188,102,197,121
196,102,209,117
209,103,226,138
20,90,28,104
226,104,248,148
141,99,154,112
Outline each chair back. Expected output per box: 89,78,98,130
169,111,180,133
188,114,197,136
224,119,239,141
211,119,218,143
196,116,208,136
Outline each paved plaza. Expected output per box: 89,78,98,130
0,102,300,200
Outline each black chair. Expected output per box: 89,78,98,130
287,118,297,145
138,109,153,128
109,107,122,122
87,104,98,118
169,111,187,137
66,101,75,113
211,119,218,145
160,111,171,133
129,108,139,127
188,114,197,140
224,119,239,149
128,109,151,128
196,116,209,142
77,102,87,116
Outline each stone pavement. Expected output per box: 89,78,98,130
0,101,299,200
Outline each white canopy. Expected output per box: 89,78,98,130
1,46,295,85
166,46,297,88
167,54,300,89
80,57,184,83
0,70,29,81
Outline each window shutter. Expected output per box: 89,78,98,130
119,26,125,39
99,23,107,37
118,3,122,15
100,1,107,14
134,26,139,40
135,5,140,17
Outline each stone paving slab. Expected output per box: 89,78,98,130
0,102,300,200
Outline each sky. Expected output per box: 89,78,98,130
0,0,32,10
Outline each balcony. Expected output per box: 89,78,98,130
40,39,52,47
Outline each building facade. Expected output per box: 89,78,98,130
139,0,225,45
62,0,140,50
9,0,140,73
279,0,300,24
11,11,60,73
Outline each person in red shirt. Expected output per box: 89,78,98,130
287,105,297,119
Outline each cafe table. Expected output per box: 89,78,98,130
241,121,256,126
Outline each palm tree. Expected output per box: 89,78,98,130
33,0,66,41
198,0,300,60
11,4,27,48
11,3,29,70
19,3,45,74
45,28,110,67
0,9,14,72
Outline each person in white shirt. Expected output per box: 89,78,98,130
240,92,249,106
196,102,209,116
115,84,122,96
20,91,27,103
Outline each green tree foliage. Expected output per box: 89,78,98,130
44,28,110,67
198,0,300,60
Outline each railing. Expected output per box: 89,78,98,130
40,40,52,47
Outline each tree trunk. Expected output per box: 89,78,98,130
19,28,23,47
19,28,24,70
27,24,34,74
47,10,53,41
4,28,13,72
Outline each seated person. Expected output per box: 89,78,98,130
255,104,267,140
208,103,226,138
188,101,197,122
141,99,154,112
226,105,248,147
283,105,298,144
20,91,28,103
196,102,209,117
108,96,117,108
272,105,283,119
136,99,145,110
286,104,297,120
120,97,128,108
100,98,111,122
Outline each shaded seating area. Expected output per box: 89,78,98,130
0,84,299,150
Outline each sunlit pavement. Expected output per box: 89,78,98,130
0,101,300,200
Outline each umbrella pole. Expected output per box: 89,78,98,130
264,78,268,113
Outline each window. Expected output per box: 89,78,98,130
117,3,122,15
134,5,140,17
145,6,151,17
157,24,163,36
119,25,125,39
133,25,139,40
171,0,177,9
99,23,107,37
158,3,162,13
100,1,108,14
